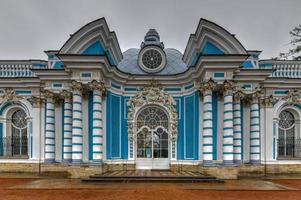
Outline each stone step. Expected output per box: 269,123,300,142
82,170,224,183
83,176,223,183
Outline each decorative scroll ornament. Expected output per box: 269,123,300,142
283,89,301,104
127,81,178,141
89,80,106,96
199,79,216,93
0,88,22,104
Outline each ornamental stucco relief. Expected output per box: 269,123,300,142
283,89,301,104
0,88,22,104
127,82,178,141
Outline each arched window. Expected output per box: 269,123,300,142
136,106,169,159
136,106,168,130
278,110,296,158
3,109,28,157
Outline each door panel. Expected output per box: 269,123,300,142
136,128,170,170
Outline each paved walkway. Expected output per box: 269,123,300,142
1,173,301,200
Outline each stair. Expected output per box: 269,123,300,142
82,170,223,183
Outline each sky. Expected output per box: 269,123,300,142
0,0,300,60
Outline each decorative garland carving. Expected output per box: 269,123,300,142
283,89,301,104
0,88,23,104
127,82,178,141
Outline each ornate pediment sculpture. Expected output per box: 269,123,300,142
127,81,178,141
283,89,301,104
0,88,22,104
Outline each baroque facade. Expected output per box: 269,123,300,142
1,18,301,176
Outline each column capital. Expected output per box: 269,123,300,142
60,90,72,101
71,80,83,92
199,79,216,93
43,90,55,101
251,89,262,103
233,90,244,102
223,80,235,90
89,80,106,95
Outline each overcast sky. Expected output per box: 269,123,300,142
0,0,300,60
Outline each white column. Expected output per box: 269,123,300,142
223,88,234,165
233,93,243,163
61,91,72,162
44,91,55,162
250,95,261,164
89,80,106,162
71,81,83,163
200,80,215,166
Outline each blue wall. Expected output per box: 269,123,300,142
106,91,199,161
88,92,94,160
106,91,128,159
212,92,218,160
82,41,116,65
82,41,105,55
201,41,224,55
175,92,199,160
191,41,224,66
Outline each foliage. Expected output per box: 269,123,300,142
279,24,301,60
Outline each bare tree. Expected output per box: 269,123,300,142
279,24,301,60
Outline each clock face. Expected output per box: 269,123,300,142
142,49,163,69
138,47,166,73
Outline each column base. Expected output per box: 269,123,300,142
44,159,56,164
71,159,83,165
250,160,261,165
62,159,72,163
202,160,215,167
234,160,243,165
222,160,236,166
90,160,103,165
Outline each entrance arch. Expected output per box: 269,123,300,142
136,105,170,169
127,83,178,169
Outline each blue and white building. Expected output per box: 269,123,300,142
1,18,301,175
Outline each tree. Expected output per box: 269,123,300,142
279,24,301,60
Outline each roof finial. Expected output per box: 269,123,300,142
141,29,164,49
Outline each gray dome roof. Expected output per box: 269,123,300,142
117,48,188,75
